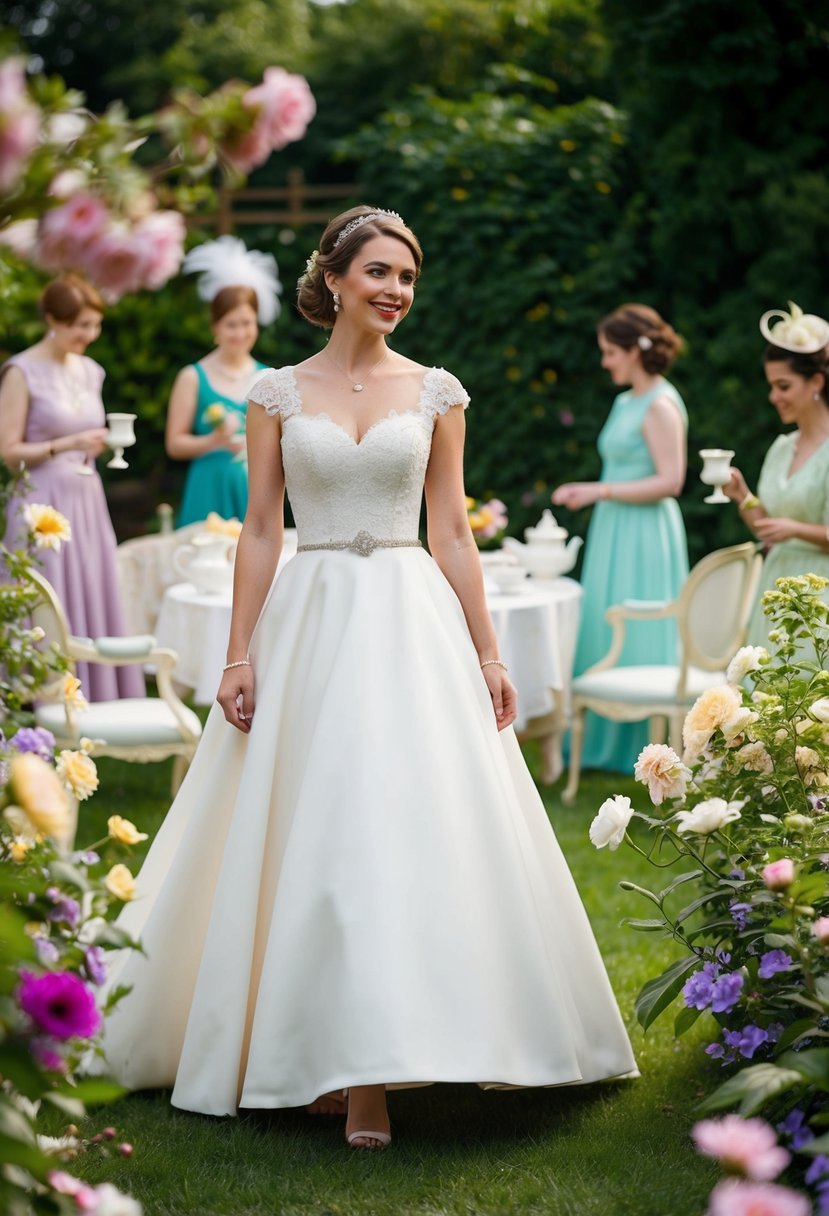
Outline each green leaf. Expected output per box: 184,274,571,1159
673,891,723,925
775,1018,820,1052
674,1004,702,1037
695,1062,805,1116
802,1130,829,1155
619,917,668,932
47,859,91,893
41,1092,85,1119
777,1048,829,1090
658,870,704,900
635,955,700,1031
57,1077,127,1105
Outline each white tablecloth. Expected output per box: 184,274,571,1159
156,568,582,782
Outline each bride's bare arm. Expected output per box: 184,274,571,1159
424,405,516,730
216,401,285,731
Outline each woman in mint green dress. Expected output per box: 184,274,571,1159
724,302,829,649
553,303,688,773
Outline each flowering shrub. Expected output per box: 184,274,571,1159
0,723,147,1213
0,54,313,300
590,575,829,1210
466,495,508,545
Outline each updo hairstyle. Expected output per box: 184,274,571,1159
210,284,259,325
763,343,829,405
296,205,423,330
598,303,683,375
39,274,105,323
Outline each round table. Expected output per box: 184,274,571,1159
156,569,582,783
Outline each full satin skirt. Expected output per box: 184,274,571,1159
102,548,637,1115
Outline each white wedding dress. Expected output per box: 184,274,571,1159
101,365,637,1116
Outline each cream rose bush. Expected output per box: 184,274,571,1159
589,575,829,1211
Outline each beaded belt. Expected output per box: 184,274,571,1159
297,530,422,558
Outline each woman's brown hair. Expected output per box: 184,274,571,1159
210,285,259,324
296,205,423,330
39,274,105,323
598,303,683,375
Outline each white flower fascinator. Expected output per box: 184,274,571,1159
759,301,829,355
182,236,282,325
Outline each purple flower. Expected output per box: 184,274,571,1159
777,1108,814,1150
729,866,746,881
73,849,100,866
729,901,752,931
683,969,716,1010
723,1024,768,1059
9,726,55,762
767,1022,785,1043
806,1156,829,1186
18,970,101,1040
83,946,107,986
34,936,60,966
706,1042,726,1058
558,408,575,428
711,972,745,1014
47,893,80,927
758,950,794,980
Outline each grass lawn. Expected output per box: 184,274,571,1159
51,745,723,1216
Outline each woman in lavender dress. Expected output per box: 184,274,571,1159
0,274,144,701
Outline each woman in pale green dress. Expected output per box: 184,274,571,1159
724,302,829,648
553,303,688,773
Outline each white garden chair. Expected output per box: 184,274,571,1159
562,541,762,804
28,569,203,796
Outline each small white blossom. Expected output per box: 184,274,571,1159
589,795,634,850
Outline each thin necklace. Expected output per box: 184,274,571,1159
212,358,254,382
325,347,388,393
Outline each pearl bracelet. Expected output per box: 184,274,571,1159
222,657,251,672
480,659,508,672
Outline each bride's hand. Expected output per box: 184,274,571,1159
217,665,256,733
481,665,517,731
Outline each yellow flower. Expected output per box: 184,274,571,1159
23,503,72,551
505,366,522,382
107,815,148,845
464,496,477,511
105,863,136,901
451,187,469,201
595,180,612,194
10,837,32,862
559,139,576,152
204,403,227,428
7,753,73,842
62,674,88,711
682,684,744,760
542,368,558,384
56,750,99,801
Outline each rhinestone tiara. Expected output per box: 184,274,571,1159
333,209,404,249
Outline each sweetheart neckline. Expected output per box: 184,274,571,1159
282,406,430,449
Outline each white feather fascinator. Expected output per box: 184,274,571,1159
182,236,282,325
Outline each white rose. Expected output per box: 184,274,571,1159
809,698,829,724
726,645,768,685
675,797,744,835
589,795,634,851
89,1184,143,1216
721,707,759,743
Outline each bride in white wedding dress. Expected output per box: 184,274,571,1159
101,205,637,1149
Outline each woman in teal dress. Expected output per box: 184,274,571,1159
167,238,280,526
724,302,829,648
553,303,688,773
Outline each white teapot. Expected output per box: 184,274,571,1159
173,532,235,595
501,509,583,579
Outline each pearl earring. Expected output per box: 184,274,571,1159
333,292,340,313
815,391,822,401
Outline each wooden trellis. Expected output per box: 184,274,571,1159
193,167,358,233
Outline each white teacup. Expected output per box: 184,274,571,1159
490,564,529,593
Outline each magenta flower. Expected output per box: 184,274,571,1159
693,1114,790,1181
31,1037,67,1072
18,970,101,1040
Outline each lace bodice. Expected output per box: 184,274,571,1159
248,365,469,545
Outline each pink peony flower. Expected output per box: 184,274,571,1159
706,1178,811,1216
0,58,41,193
762,859,795,891
35,194,111,272
693,1115,790,1181
812,916,829,944
243,67,316,151
634,742,691,805
220,120,273,173
134,209,186,289
82,225,150,300
18,970,101,1040
0,217,38,257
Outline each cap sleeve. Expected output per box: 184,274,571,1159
247,366,301,419
421,367,470,420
